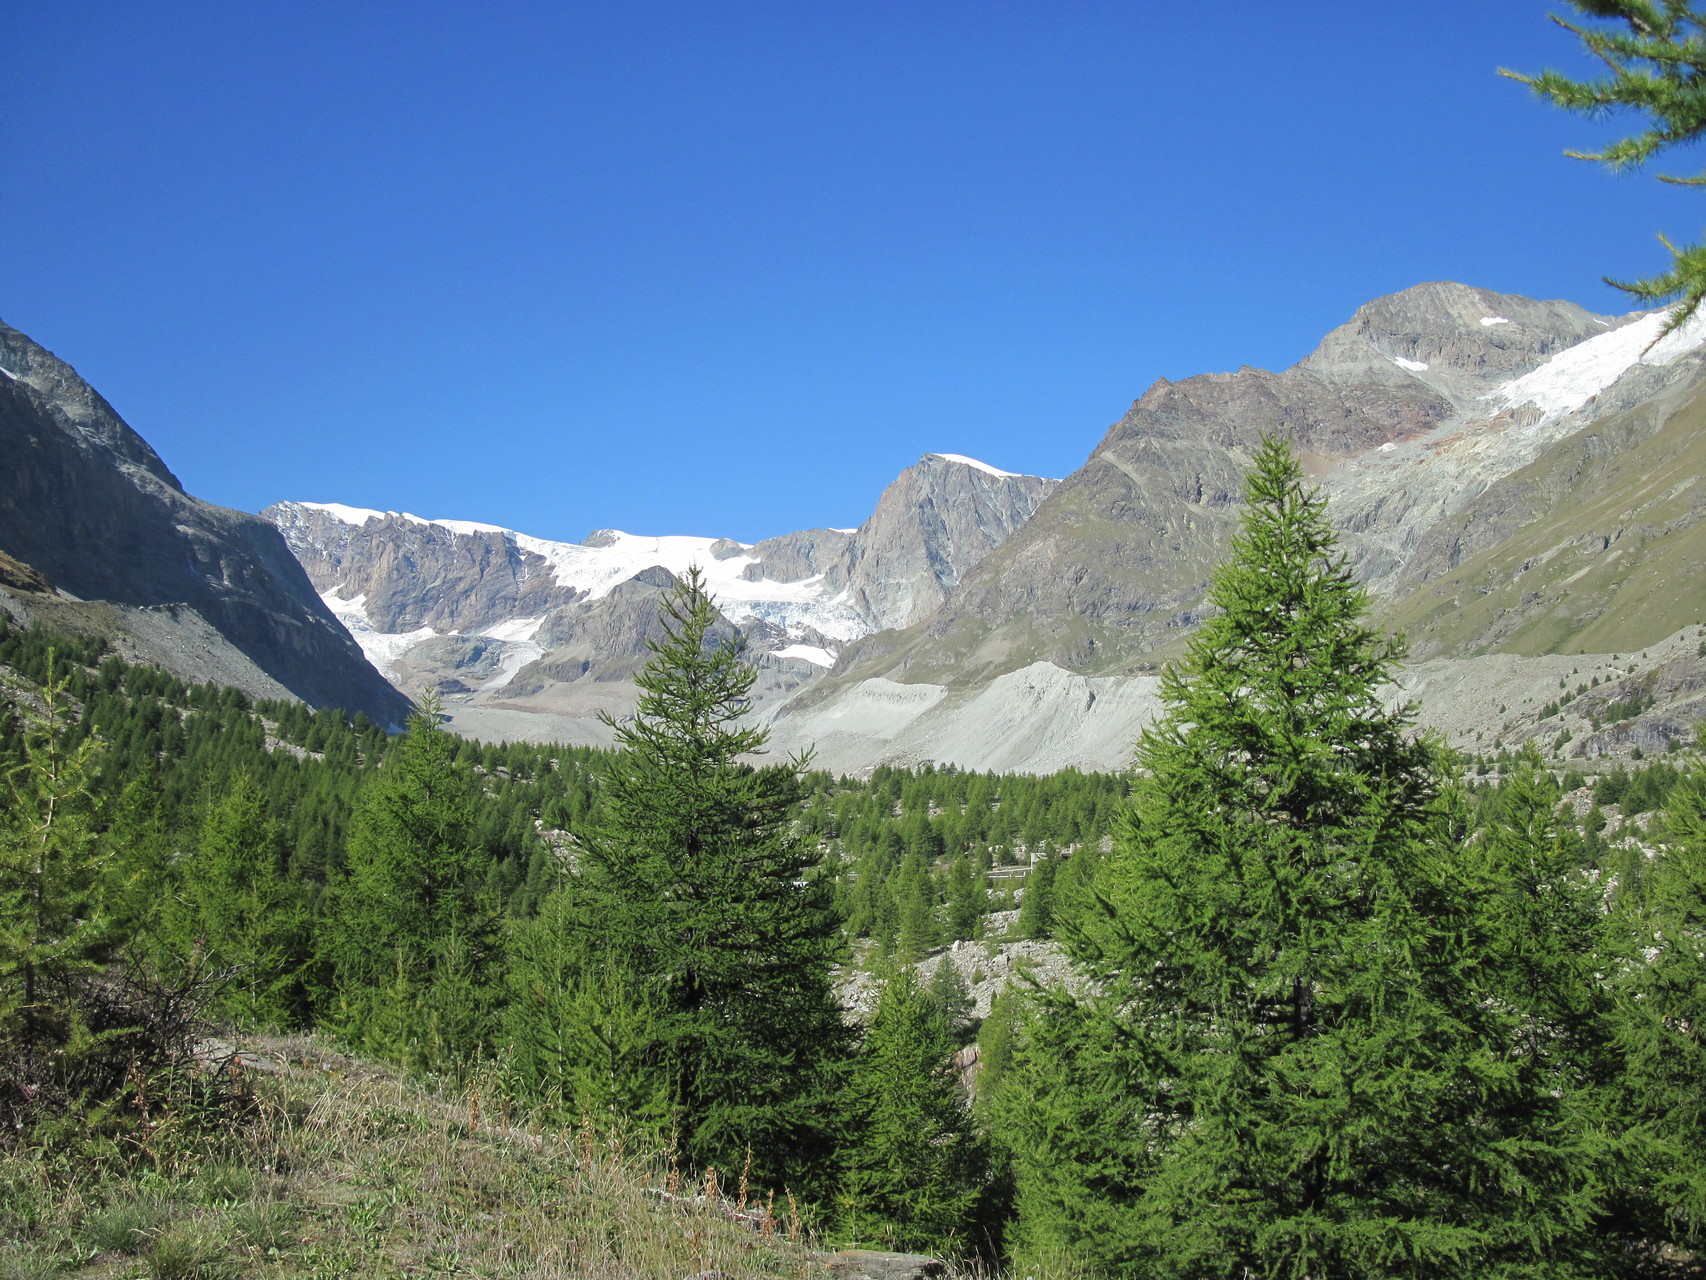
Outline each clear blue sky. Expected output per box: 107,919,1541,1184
1,2,1681,544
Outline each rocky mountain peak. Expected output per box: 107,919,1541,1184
833,453,1058,631
1297,281,1620,406
0,321,409,725
1,320,183,489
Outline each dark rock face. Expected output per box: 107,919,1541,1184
738,456,1057,631
0,320,410,726
742,527,855,585
510,566,711,691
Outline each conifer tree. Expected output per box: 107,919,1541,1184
944,857,985,941
1015,853,1055,940
1472,749,1616,1101
164,771,310,1027
545,568,847,1194
840,966,985,1254
1001,440,1610,1279
329,697,498,1067
503,884,671,1127
0,663,110,1027
926,957,974,1043
1505,2,1706,333
1611,764,1706,1250
894,852,941,961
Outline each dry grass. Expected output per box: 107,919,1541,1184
0,1033,833,1280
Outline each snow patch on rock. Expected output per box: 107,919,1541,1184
320,591,437,678
1393,356,1429,372
772,644,837,667
1486,309,1706,422
928,452,1025,478
299,501,386,526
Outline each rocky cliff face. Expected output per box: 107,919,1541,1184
814,283,1695,691
833,454,1056,630
263,454,1055,739
773,282,1706,772
0,320,410,726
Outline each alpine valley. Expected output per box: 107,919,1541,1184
6,278,1706,774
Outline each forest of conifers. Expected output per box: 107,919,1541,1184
4,444,1706,1278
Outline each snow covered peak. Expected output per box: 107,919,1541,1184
292,501,512,537
297,501,388,526
1485,309,1706,421
927,452,1025,478
286,502,869,644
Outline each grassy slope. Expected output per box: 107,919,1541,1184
1380,386,1706,659
0,1036,827,1280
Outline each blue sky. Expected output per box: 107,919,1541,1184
1,2,1683,544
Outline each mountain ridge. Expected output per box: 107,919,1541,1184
0,319,410,725
263,452,1056,739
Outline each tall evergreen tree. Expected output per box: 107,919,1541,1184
504,884,671,1128
840,966,985,1254
329,697,498,1067
534,568,847,1195
1001,440,1610,1279
1610,764,1706,1251
1015,853,1056,940
162,771,310,1027
0,663,110,1028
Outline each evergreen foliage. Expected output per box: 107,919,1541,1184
504,885,671,1128
329,698,500,1069
839,966,985,1254
13,581,1706,1260
1612,763,1706,1248
161,771,311,1027
1015,853,1056,940
1002,440,1609,1278
0,661,111,1024
1505,1,1706,333
522,569,848,1195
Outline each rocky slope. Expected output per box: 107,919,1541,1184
264,453,1055,742
769,283,1706,771
0,320,409,725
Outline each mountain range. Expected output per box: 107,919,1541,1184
4,280,1703,775
261,453,1054,744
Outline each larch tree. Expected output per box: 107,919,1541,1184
529,568,848,1198
1505,1,1706,334
0,663,110,1031
1610,764,1706,1252
839,966,985,1255
164,770,310,1028
329,696,498,1069
1000,439,1613,1279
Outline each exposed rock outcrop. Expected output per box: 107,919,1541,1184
263,454,1055,738
0,320,409,726
805,285,1706,699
